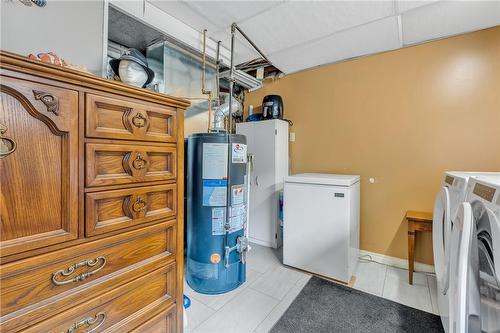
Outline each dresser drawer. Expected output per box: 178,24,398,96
0,222,175,322
85,184,177,237
85,143,176,187
22,264,176,333
130,303,177,333
85,93,177,143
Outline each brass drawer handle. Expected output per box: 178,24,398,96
132,153,146,170
65,312,106,333
122,151,149,176
132,112,146,128
52,256,106,286
132,196,147,212
0,124,16,159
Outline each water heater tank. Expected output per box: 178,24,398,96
186,133,248,294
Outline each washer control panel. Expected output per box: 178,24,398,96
473,183,496,202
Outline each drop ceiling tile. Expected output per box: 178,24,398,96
402,1,500,45
239,1,395,54
211,27,251,50
396,0,438,14
183,1,284,29
147,0,221,32
270,16,401,74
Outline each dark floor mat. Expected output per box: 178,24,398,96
271,276,444,333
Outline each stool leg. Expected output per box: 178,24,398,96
408,229,415,285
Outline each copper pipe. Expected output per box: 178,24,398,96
201,29,213,132
215,41,221,108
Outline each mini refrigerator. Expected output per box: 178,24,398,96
283,173,360,283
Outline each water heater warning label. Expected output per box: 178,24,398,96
231,184,245,205
211,208,225,235
211,205,246,235
203,180,227,206
232,143,247,163
230,204,246,233
203,143,228,179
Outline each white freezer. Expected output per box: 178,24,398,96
283,173,360,283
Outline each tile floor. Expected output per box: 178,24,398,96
184,244,438,333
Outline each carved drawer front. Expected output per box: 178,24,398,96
86,143,176,187
85,93,177,142
21,263,177,333
0,76,79,256
130,303,177,333
0,223,175,328
85,184,177,237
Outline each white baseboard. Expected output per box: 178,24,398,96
359,250,435,274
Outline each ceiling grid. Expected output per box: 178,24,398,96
148,0,500,74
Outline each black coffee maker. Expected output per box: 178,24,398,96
262,95,283,119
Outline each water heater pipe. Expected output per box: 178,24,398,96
223,25,236,267
224,23,269,267
215,41,221,108
202,29,213,132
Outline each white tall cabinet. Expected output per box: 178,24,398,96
236,119,289,248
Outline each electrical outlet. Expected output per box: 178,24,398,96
289,132,296,142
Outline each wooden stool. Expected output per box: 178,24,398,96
406,210,433,285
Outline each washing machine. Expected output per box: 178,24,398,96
433,172,500,332
449,178,500,332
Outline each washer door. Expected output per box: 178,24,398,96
472,202,500,332
449,202,474,333
433,187,452,294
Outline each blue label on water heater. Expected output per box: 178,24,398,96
203,180,228,206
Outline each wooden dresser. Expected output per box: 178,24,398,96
0,51,187,332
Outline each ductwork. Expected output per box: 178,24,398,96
210,98,241,132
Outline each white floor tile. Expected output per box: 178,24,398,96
294,272,312,288
185,298,216,333
253,283,305,333
353,261,387,296
250,265,306,300
184,269,260,311
427,274,439,314
185,247,438,333
246,267,263,284
382,271,433,313
193,288,279,333
246,244,281,274
386,266,428,286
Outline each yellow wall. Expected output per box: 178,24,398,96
246,27,500,265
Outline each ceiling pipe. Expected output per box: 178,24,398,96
231,23,272,66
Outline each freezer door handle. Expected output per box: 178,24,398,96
255,175,259,186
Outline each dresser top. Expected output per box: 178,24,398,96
0,50,191,109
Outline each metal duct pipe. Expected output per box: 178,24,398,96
211,98,241,132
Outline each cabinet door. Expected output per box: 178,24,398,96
250,121,278,247
0,76,79,256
